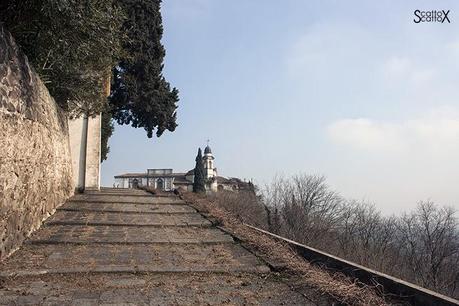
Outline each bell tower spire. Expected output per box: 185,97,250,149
203,141,215,179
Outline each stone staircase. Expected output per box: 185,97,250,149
0,189,327,305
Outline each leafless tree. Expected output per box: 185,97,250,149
211,190,268,228
261,175,287,234
262,174,345,250
335,201,400,272
213,174,459,298
396,201,459,295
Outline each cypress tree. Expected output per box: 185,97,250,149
193,148,206,193
110,0,179,138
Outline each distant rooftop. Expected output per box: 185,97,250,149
114,172,187,179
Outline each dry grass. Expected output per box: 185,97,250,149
180,191,392,306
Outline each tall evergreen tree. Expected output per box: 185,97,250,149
109,0,179,138
193,148,206,193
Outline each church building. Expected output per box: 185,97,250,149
114,145,251,192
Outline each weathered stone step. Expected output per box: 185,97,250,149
28,225,234,244
46,211,211,227
70,194,185,204
0,273,322,306
59,202,196,214
0,244,269,276
91,188,150,194
84,191,169,197
87,189,150,194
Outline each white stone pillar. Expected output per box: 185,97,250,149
84,114,101,190
68,114,101,191
68,116,86,191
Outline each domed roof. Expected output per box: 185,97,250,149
204,145,212,154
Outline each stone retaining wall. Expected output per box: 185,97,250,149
0,26,74,260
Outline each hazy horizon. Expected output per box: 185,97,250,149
102,0,459,215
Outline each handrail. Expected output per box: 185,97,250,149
245,224,459,306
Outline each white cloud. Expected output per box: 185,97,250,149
326,108,459,213
381,56,435,86
328,108,459,157
328,118,406,153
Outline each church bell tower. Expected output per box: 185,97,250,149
203,143,216,179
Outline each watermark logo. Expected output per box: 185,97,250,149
414,10,451,23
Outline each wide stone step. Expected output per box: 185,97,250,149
87,189,150,194
46,211,211,227
0,244,269,276
28,225,234,244
70,194,185,204
59,202,196,214
84,191,171,197
0,273,322,306
90,188,151,194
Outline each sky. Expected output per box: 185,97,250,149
102,0,459,215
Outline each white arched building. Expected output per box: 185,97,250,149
114,145,251,192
